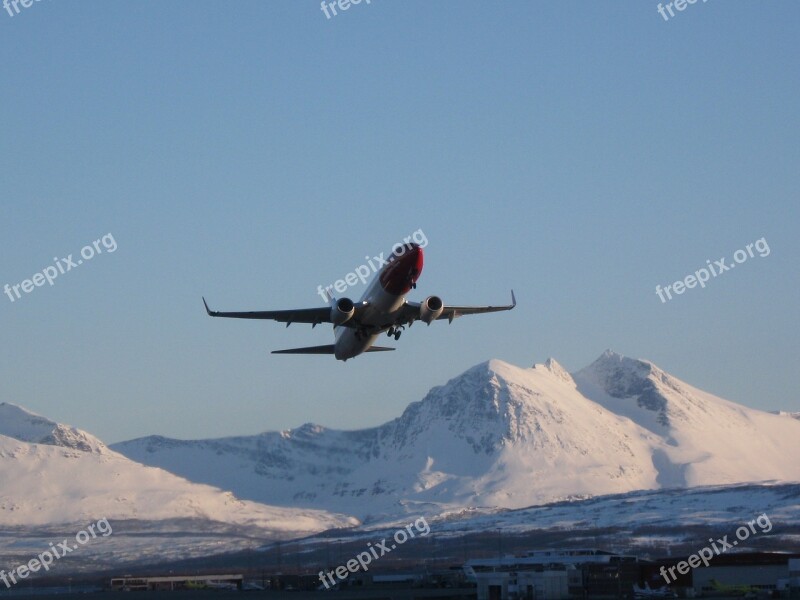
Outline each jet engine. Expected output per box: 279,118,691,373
331,297,355,325
419,295,444,324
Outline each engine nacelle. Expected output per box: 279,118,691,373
331,297,355,325
419,295,444,324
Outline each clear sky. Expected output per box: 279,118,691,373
1,1,798,444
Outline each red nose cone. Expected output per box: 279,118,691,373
379,243,423,296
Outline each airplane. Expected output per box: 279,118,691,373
633,583,677,599
709,579,759,596
202,242,515,361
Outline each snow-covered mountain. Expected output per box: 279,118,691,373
293,481,800,560
0,402,106,453
573,351,800,487
113,351,800,522
0,403,356,533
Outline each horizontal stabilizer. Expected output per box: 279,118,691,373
271,344,395,355
272,345,336,354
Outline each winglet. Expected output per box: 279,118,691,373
202,296,216,316
511,289,516,308
325,288,336,306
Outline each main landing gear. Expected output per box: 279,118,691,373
387,326,404,341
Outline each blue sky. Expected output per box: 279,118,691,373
1,1,798,443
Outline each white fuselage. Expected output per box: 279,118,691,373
333,275,406,360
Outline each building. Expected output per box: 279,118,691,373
471,569,569,600
653,552,800,596
464,549,638,600
109,573,243,591
778,558,800,593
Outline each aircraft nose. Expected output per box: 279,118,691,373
396,243,423,274
402,242,422,262
379,243,424,295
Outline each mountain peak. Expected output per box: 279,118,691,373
595,348,645,366
484,358,516,374
538,357,574,383
0,402,107,454
0,401,42,418
112,355,800,519
579,351,657,398
282,423,326,439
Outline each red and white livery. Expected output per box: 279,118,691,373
203,243,515,361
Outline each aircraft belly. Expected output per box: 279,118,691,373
334,329,378,360
358,286,404,326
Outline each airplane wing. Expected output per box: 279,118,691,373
203,297,334,327
398,290,516,325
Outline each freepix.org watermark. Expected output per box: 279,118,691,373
320,0,373,20
315,229,428,302
660,513,771,584
318,517,430,588
4,233,117,304
657,0,709,22
655,237,769,303
0,518,112,588
3,0,45,19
